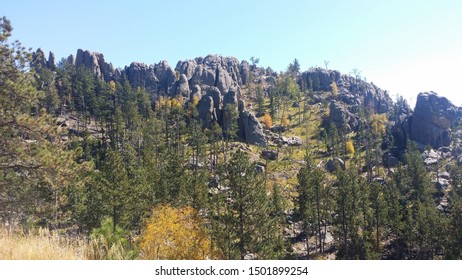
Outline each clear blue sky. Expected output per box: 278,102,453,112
3,0,462,106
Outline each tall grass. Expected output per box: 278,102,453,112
0,227,88,260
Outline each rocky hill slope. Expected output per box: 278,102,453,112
32,48,462,158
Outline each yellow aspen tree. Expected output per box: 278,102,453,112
140,205,218,260
346,140,355,155
262,112,273,129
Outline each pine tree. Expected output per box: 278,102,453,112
334,164,368,259
0,17,85,228
296,155,332,257
256,85,265,116
391,142,442,258
213,150,282,259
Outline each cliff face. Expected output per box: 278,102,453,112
409,92,462,148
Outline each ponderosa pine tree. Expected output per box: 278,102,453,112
296,155,328,257
214,150,282,259
0,17,86,228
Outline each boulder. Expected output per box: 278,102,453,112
255,164,266,173
270,125,286,133
262,150,278,160
439,171,451,180
422,149,440,166
286,136,303,146
436,178,449,190
410,92,459,148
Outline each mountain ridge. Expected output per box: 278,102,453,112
32,47,462,152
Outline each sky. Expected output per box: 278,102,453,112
2,0,462,106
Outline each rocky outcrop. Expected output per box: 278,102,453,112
179,54,242,94
202,86,223,122
198,95,217,128
32,48,48,68
300,68,393,117
329,100,358,133
32,49,56,70
47,52,56,70
300,68,341,91
174,74,190,98
175,59,197,80
124,61,176,94
240,111,267,147
240,60,251,85
222,88,239,134
125,62,158,92
154,60,176,92
74,49,114,81
410,92,460,148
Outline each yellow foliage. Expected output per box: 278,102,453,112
370,114,387,137
192,95,200,107
156,96,166,110
346,140,355,155
140,205,217,260
108,81,116,93
281,113,290,127
262,112,273,129
171,97,183,109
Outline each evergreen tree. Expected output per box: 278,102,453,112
0,17,85,228
296,155,329,257
334,164,369,259
391,142,444,258
256,85,265,116
214,150,282,259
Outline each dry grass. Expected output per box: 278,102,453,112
0,227,88,260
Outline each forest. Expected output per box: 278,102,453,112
1,16,462,260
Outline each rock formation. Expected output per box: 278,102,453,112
73,49,114,81
31,48,406,148
240,111,267,147
409,92,461,148
328,100,358,133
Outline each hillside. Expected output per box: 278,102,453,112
2,16,462,260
